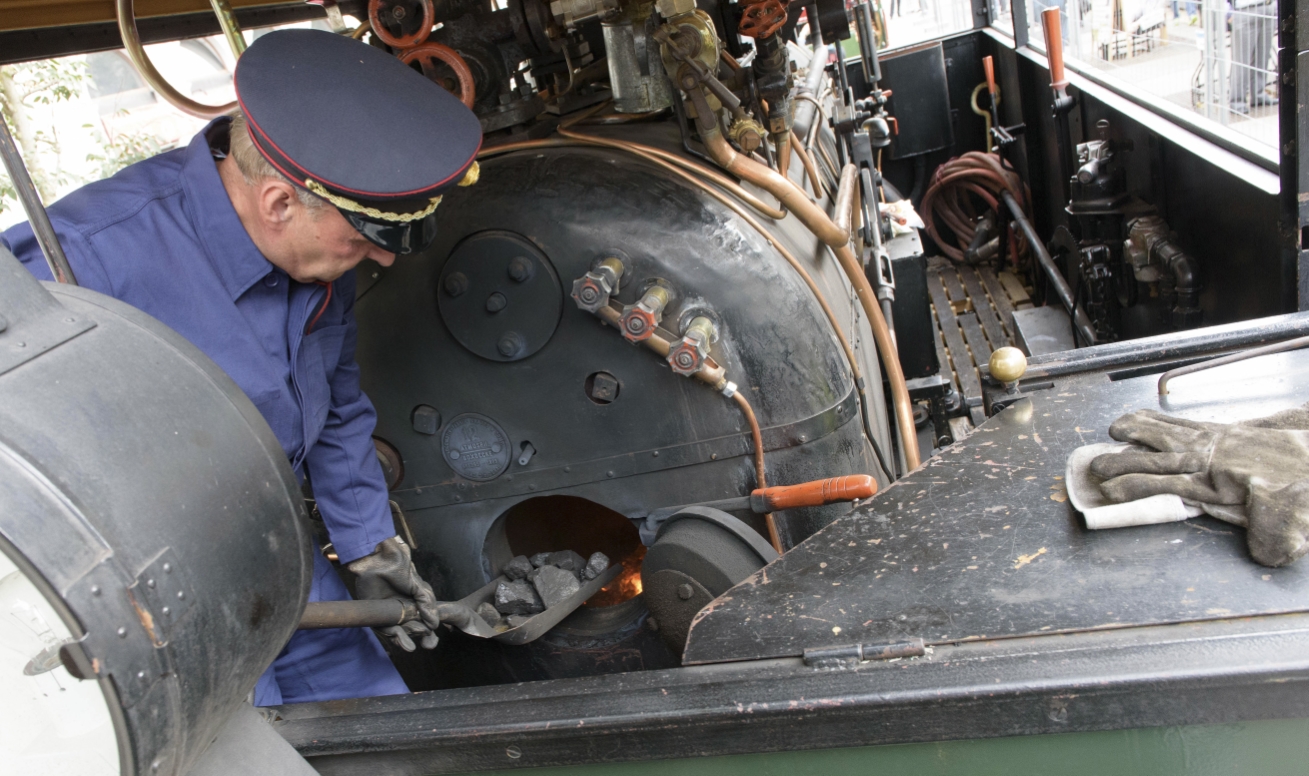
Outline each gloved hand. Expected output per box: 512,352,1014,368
346,536,442,651
1089,404,1309,567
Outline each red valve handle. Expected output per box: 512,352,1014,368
369,0,435,48
400,42,477,109
1040,8,1068,90
982,55,997,98
752,475,878,511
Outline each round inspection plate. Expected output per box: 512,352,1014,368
442,413,512,481
437,231,563,362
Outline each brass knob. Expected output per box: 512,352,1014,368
989,346,1027,384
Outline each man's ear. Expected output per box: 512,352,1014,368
255,179,300,232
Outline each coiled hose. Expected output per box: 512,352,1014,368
920,151,1033,268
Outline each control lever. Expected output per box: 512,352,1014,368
640,475,879,550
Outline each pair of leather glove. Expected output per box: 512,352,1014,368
1090,402,1309,567
346,536,443,651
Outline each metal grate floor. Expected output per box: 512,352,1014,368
925,256,1034,426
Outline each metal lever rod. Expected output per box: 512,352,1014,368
0,113,76,285
1157,334,1309,395
299,599,420,629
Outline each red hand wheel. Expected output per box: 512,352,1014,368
400,42,477,109
369,0,435,48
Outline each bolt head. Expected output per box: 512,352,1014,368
497,331,525,357
486,292,508,313
677,583,694,600
508,256,534,282
444,272,469,297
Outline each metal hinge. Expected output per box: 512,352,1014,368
802,637,926,668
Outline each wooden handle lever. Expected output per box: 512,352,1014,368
752,475,878,512
982,55,997,97
1041,8,1068,90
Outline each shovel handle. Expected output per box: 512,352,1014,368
299,599,419,630
752,475,878,512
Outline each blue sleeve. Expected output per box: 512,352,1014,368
302,279,396,565
2,221,116,293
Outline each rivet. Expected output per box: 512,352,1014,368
64,317,75,324
162,563,172,573
529,484,537,491
137,671,146,680
90,585,101,596
506,745,522,759
564,466,571,473
711,453,718,460
652,451,659,457
606,470,615,478
799,434,808,442
117,627,127,638
146,578,155,588
162,606,171,616
177,591,185,600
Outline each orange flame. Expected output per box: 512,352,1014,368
588,545,646,607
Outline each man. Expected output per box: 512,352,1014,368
1229,0,1277,114
2,28,482,705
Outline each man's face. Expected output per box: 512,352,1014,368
278,202,397,283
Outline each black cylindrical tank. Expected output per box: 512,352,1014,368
354,124,892,601
0,252,312,776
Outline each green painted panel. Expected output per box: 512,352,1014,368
475,718,1309,776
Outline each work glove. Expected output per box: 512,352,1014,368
1089,403,1309,567
346,536,442,651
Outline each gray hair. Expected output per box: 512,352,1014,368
227,110,324,212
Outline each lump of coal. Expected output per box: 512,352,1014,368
548,550,586,575
582,551,610,581
529,552,553,568
494,579,544,616
503,555,533,580
505,614,530,628
532,564,582,609
475,602,502,627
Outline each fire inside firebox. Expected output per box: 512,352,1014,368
500,495,644,607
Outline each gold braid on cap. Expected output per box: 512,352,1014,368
304,179,442,223
458,161,480,187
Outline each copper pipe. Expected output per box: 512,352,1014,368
553,126,788,221
733,391,782,553
833,163,858,239
117,0,236,118
697,117,919,469
790,129,825,197
209,0,247,57
703,130,848,246
350,19,372,39
775,132,791,180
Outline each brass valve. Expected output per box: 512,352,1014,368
619,285,672,343
727,116,766,154
668,316,716,375
570,257,625,314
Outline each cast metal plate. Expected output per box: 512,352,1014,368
436,230,562,362
441,413,511,481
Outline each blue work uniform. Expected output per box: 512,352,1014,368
2,119,408,706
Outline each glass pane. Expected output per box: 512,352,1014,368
1027,0,1279,152
990,0,1016,36
838,0,979,55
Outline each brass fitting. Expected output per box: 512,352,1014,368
570,257,625,313
667,316,716,376
727,116,766,154
619,284,672,343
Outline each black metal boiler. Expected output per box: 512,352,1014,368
351,125,895,686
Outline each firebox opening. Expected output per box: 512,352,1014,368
491,496,644,607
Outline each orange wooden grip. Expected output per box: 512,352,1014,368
982,55,997,97
754,475,878,511
1041,8,1067,89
